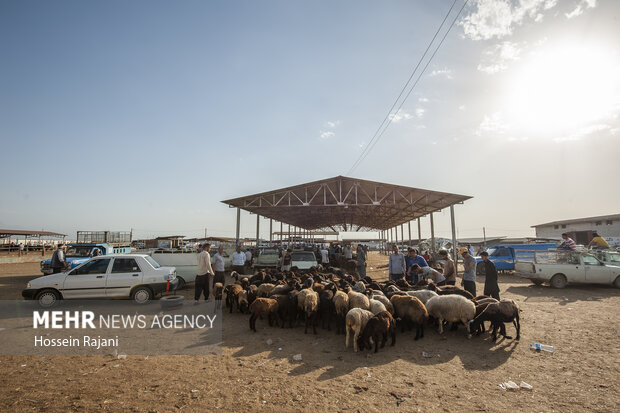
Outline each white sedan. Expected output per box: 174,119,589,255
22,254,178,307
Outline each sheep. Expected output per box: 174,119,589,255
406,289,439,304
469,299,520,342
249,298,279,332
319,289,335,330
257,283,275,298
369,298,387,315
274,291,299,329
390,295,428,340
425,295,476,336
352,281,366,293
224,284,243,313
385,285,401,294
270,284,292,297
303,290,319,334
469,298,499,334
357,311,398,353
247,284,258,307
237,290,249,314
332,290,349,334
428,283,474,300
348,290,370,311
370,294,394,315
345,308,374,352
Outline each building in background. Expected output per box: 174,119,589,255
532,214,620,246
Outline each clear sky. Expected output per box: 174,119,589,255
1,0,618,241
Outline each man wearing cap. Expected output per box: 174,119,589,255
50,244,66,274
438,250,456,285
480,251,500,300
460,248,477,297
388,245,406,281
195,243,214,303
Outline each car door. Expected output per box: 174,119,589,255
106,257,144,297
583,255,611,284
62,258,112,298
492,248,512,271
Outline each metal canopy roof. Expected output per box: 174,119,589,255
0,229,67,239
222,176,472,231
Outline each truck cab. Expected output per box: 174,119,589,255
475,243,557,275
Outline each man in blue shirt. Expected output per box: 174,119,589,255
405,248,428,284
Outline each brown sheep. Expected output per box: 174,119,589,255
249,298,279,332
224,284,243,313
390,295,428,340
213,282,224,309
357,311,398,353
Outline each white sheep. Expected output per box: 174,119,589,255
345,308,374,352
332,290,349,334
371,294,394,315
425,295,476,337
406,290,439,304
352,281,366,293
369,298,387,315
348,290,370,311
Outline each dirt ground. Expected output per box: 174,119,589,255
0,252,619,412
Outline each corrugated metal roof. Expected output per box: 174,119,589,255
222,176,472,231
532,213,620,228
0,229,66,237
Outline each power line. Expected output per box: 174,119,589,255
347,0,469,175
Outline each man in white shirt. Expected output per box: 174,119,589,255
195,243,214,303
320,246,329,268
244,249,253,272
232,245,246,275
343,245,353,260
212,246,226,285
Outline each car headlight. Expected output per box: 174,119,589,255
26,283,31,288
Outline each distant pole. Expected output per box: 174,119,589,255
204,228,207,239
269,219,273,243
235,207,241,246
483,227,487,247
417,218,421,245
450,205,458,278
430,213,435,254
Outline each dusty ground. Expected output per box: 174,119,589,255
0,252,619,412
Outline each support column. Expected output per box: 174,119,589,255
287,224,291,246
408,221,412,246
400,224,404,246
280,222,283,243
256,214,260,247
450,205,458,278
395,226,398,245
235,207,241,246
269,219,273,243
417,218,421,246
430,212,435,254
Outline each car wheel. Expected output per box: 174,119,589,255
35,289,60,308
530,279,544,286
550,273,568,289
131,286,153,304
175,277,186,290
614,276,620,289
476,262,486,276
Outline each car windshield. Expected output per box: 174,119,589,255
261,249,278,256
486,248,497,256
291,252,316,261
602,252,620,264
65,247,92,257
144,256,161,268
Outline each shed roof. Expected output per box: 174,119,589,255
0,229,67,238
222,176,471,231
532,213,620,228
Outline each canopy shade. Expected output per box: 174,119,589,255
222,176,471,231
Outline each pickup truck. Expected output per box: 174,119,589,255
24,254,177,307
514,250,620,288
475,243,557,275
253,248,280,269
40,243,132,275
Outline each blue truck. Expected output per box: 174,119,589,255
475,243,558,275
40,231,132,275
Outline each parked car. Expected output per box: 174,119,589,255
253,248,280,269
290,251,318,270
23,254,177,307
514,250,620,288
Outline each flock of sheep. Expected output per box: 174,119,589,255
218,267,521,353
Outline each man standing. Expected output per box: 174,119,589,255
320,245,330,269
480,251,500,300
460,248,477,297
195,243,214,303
281,249,293,271
405,248,428,284
50,244,66,274
356,244,367,278
388,245,406,281
558,233,577,251
232,245,246,275
244,248,253,272
438,250,456,285
212,246,226,286
343,244,353,260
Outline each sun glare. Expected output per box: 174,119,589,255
504,41,620,139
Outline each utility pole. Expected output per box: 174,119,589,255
483,227,487,247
